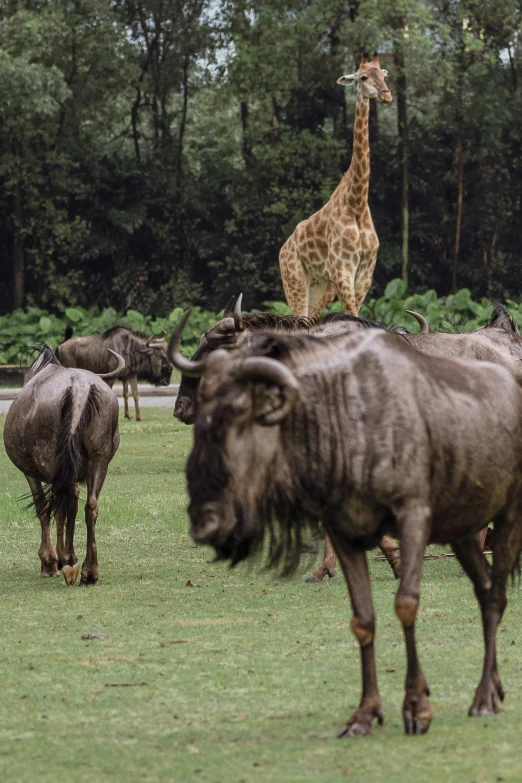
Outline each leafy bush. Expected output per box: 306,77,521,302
1,280,521,365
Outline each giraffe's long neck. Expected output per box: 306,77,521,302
345,97,370,215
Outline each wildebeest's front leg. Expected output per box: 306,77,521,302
59,486,80,586
26,476,59,577
467,510,522,716
328,531,383,737
130,375,142,421
81,463,108,585
394,504,432,735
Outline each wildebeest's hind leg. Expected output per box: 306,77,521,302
305,533,400,583
81,463,108,585
59,486,80,586
466,508,522,717
394,504,433,735
123,378,132,420
328,531,384,737
378,535,401,579
130,375,142,421
26,476,59,577
452,535,504,711
304,533,337,582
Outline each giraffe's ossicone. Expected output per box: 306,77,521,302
279,52,392,318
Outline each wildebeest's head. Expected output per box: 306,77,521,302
173,295,315,424
170,313,300,565
139,339,172,386
174,297,247,423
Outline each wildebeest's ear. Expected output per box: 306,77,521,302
223,295,236,317
252,383,295,426
485,305,519,334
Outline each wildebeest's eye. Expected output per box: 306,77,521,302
360,75,368,81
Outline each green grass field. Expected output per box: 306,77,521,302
1,408,521,783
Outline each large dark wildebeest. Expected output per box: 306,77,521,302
58,326,172,421
170,318,522,736
176,299,522,581
4,346,123,585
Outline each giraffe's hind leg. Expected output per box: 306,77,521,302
353,250,377,314
280,240,309,316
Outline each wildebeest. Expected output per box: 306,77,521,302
174,297,522,581
3,346,123,585
58,326,172,421
174,299,404,579
170,318,522,736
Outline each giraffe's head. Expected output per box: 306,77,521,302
337,52,392,103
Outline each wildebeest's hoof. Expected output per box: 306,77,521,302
338,706,384,738
403,691,433,735
136,416,143,422
80,570,99,586
62,564,80,586
125,414,133,420
469,677,503,717
304,566,335,583
40,562,59,578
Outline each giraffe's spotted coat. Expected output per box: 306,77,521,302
279,55,392,317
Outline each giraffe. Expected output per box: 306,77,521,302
279,52,392,318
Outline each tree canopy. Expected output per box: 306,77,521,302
1,0,522,316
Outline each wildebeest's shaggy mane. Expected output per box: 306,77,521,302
102,325,152,340
321,312,408,333
239,313,318,332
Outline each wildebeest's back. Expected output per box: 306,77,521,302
406,329,522,385
4,366,119,484
288,331,522,544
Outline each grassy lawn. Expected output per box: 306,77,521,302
0,408,521,783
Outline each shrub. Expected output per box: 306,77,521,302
0,280,518,365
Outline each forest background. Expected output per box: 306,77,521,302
2,0,522,318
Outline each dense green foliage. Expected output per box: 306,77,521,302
1,278,521,364
2,0,522,316
1,410,522,782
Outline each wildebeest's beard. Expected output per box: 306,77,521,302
186,402,321,575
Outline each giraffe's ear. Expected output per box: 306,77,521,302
337,73,356,86
381,69,388,78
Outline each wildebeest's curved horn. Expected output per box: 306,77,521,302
148,342,164,349
406,310,429,333
168,310,208,377
234,293,245,332
232,357,298,424
98,350,125,380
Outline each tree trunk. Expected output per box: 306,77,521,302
176,53,189,192
394,42,409,288
12,182,24,309
453,113,464,292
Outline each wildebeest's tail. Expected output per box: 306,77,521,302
46,384,101,519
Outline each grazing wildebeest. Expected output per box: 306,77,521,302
58,326,172,421
170,318,522,736
3,346,123,585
